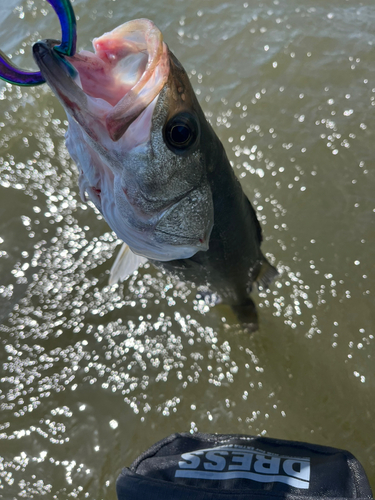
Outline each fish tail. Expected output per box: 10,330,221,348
231,298,259,332
256,258,279,291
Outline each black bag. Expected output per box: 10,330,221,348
116,432,373,500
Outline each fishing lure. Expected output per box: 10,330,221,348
0,0,76,86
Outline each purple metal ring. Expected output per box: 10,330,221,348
0,0,76,86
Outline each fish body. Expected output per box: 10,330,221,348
33,19,277,328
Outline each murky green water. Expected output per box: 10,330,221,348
0,0,374,498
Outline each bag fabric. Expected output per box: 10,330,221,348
116,432,373,500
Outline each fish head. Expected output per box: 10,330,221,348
32,19,215,261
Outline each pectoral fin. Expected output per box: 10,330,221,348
256,259,279,291
109,242,147,285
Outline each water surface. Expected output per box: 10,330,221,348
0,0,374,498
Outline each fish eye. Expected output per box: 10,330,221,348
164,112,199,154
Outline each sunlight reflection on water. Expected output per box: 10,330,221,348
0,0,374,497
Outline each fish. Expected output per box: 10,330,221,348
32,18,278,329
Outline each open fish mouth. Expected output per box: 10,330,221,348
33,19,170,143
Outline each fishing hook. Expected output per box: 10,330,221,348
0,0,76,86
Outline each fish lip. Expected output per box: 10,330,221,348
32,20,170,143
33,39,98,142
33,40,77,77
32,40,79,95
